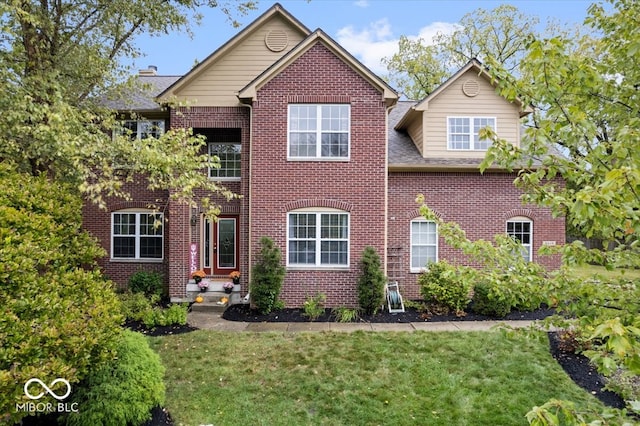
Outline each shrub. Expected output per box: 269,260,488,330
302,293,326,321
0,166,122,424
141,304,188,327
161,303,188,326
357,246,386,315
118,292,187,327
64,330,165,426
418,260,473,314
251,237,286,314
472,280,512,318
119,291,158,321
332,306,360,323
128,270,164,297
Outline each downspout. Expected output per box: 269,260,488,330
384,102,396,278
239,101,253,303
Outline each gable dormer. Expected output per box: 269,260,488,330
158,3,310,106
394,59,530,160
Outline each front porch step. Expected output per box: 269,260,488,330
189,290,233,303
191,301,228,313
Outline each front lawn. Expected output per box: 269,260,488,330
568,264,640,281
148,330,611,425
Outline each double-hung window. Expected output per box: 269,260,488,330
410,219,438,272
447,117,495,150
118,120,165,140
209,143,241,180
112,211,163,260
506,218,532,262
288,104,350,159
288,211,349,267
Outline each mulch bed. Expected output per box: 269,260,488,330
221,303,556,323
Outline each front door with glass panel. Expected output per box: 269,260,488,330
202,216,238,275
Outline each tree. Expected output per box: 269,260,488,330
0,0,256,211
476,0,640,415
481,0,639,266
382,36,448,100
383,5,542,99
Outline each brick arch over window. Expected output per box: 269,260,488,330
282,199,353,213
406,207,444,221
109,201,168,213
502,208,537,221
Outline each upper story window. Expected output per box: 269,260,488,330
193,128,242,181
506,217,532,262
287,210,350,268
209,143,241,180
410,219,438,272
117,120,165,140
447,117,495,150
111,211,163,261
288,104,350,160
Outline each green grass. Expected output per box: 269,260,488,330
568,264,640,281
148,331,612,426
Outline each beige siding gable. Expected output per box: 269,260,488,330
172,16,306,106
421,69,522,159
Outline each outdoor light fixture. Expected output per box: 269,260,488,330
190,214,197,227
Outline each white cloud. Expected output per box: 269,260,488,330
335,20,458,75
354,0,370,8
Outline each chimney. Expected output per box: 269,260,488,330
139,65,158,76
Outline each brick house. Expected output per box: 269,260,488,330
84,3,564,306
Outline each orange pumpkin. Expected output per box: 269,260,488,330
195,295,204,303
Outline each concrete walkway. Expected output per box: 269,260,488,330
187,310,547,333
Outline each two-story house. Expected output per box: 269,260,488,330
83,3,564,307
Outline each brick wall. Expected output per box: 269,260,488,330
250,42,388,307
81,177,170,290
387,171,565,299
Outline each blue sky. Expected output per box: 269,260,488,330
130,0,596,76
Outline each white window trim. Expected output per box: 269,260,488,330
115,119,165,140
111,210,164,262
208,142,241,182
287,104,351,161
410,218,438,273
286,209,350,269
506,217,533,262
446,116,496,151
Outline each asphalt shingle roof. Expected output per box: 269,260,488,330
102,75,181,111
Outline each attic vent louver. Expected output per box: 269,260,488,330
265,29,288,52
462,79,480,97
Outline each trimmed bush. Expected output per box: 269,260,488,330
251,237,286,314
128,270,164,297
472,280,512,318
357,246,386,315
0,166,122,424
64,330,165,426
418,260,473,314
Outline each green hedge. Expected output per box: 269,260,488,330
64,330,165,426
0,165,122,424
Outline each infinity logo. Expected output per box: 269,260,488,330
24,378,71,401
